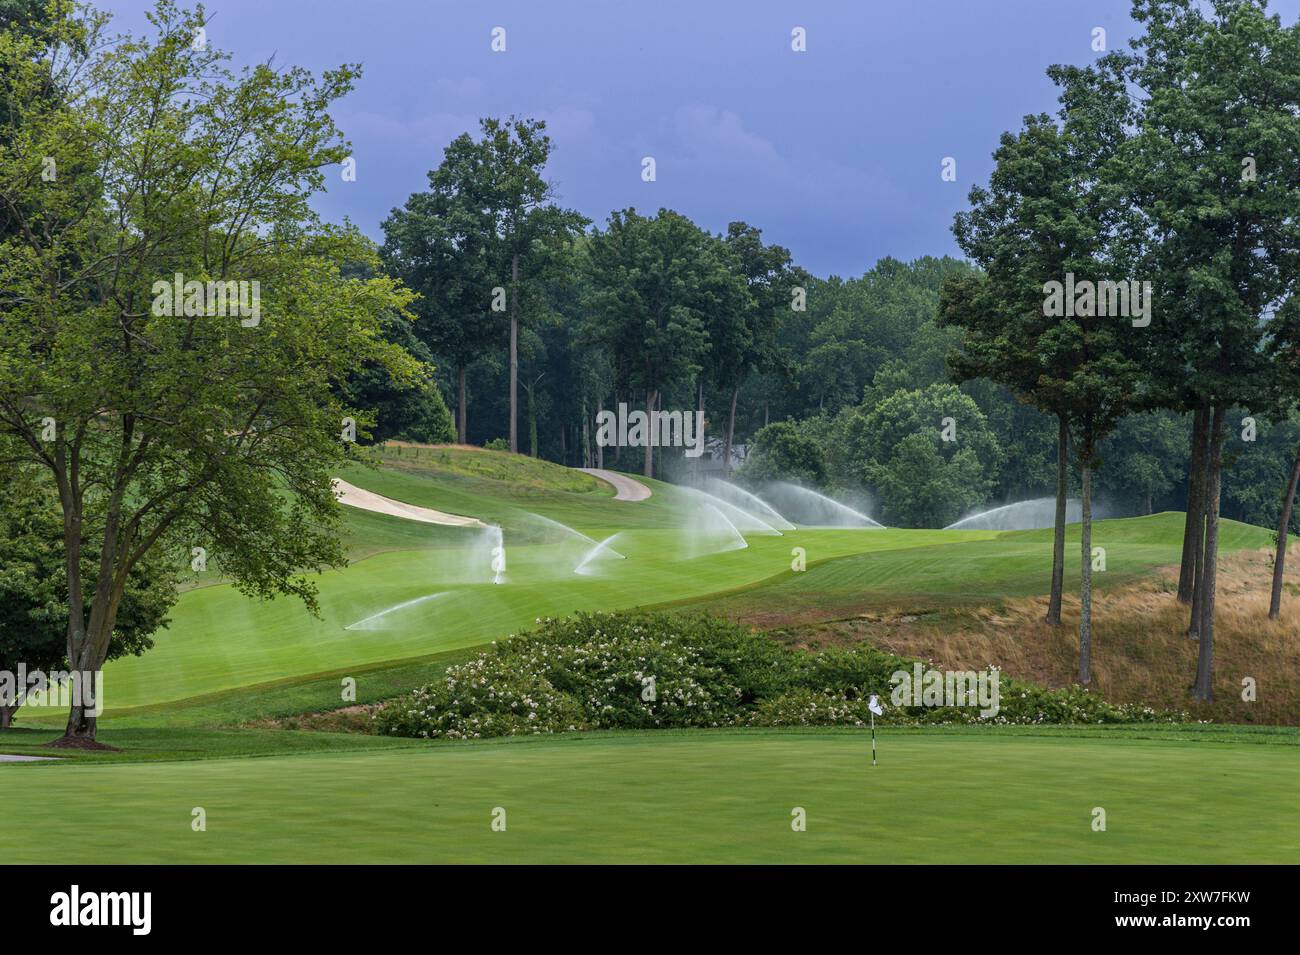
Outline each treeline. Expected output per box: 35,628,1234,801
367,133,1297,538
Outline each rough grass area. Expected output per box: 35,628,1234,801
371,442,607,494
769,545,1300,725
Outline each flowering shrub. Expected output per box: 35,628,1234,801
372,612,782,739
372,611,1184,739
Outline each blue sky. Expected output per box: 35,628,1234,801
105,0,1300,278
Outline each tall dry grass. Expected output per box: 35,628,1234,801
784,544,1300,724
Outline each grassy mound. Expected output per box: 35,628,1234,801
370,442,606,494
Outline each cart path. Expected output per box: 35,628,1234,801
576,468,652,501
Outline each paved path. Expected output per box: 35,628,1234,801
577,468,652,502
0,754,58,762
331,478,485,527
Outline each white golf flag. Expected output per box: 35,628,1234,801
868,694,883,716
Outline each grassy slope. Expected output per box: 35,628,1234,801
89,455,1273,712
4,728,1296,863
93,450,1003,708
678,512,1271,625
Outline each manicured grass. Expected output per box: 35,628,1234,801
98,528,924,708
0,725,427,763
685,512,1272,622
4,728,1296,863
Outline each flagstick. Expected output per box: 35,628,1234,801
870,710,877,766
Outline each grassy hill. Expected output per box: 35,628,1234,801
66,455,1276,711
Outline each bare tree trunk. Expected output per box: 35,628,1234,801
1178,406,1209,603
643,388,657,478
1189,502,1206,638
581,397,590,468
613,392,621,465
1193,406,1226,701
525,383,538,457
509,253,519,454
64,702,95,739
457,365,467,444
1268,442,1300,619
597,397,605,469
724,386,739,479
1047,414,1068,625
1187,420,1212,639
0,704,15,729
1078,461,1093,684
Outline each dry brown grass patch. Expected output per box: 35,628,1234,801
781,546,1300,724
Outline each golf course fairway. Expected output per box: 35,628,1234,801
90,461,1273,709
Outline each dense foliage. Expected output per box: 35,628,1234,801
373,612,1178,739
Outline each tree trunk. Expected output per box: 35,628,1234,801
1188,421,1211,638
597,397,605,469
1189,499,1206,638
1192,406,1226,702
643,388,657,478
1178,406,1209,603
581,397,590,468
1046,414,1068,625
509,253,519,454
64,706,96,739
0,704,14,729
724,386,739,479
64,616,115,741
1268,442,1300,619
457,365,467,444
62,650,105,740
1078,462,1093,685
526,384,538,457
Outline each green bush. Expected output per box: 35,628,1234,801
373,611,1184,739
737,421,828,486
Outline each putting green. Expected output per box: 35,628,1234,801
97,461,1273,710
4,729,1295,863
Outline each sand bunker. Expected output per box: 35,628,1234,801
331,479,485,527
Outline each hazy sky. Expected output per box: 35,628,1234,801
103,0,1300,278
